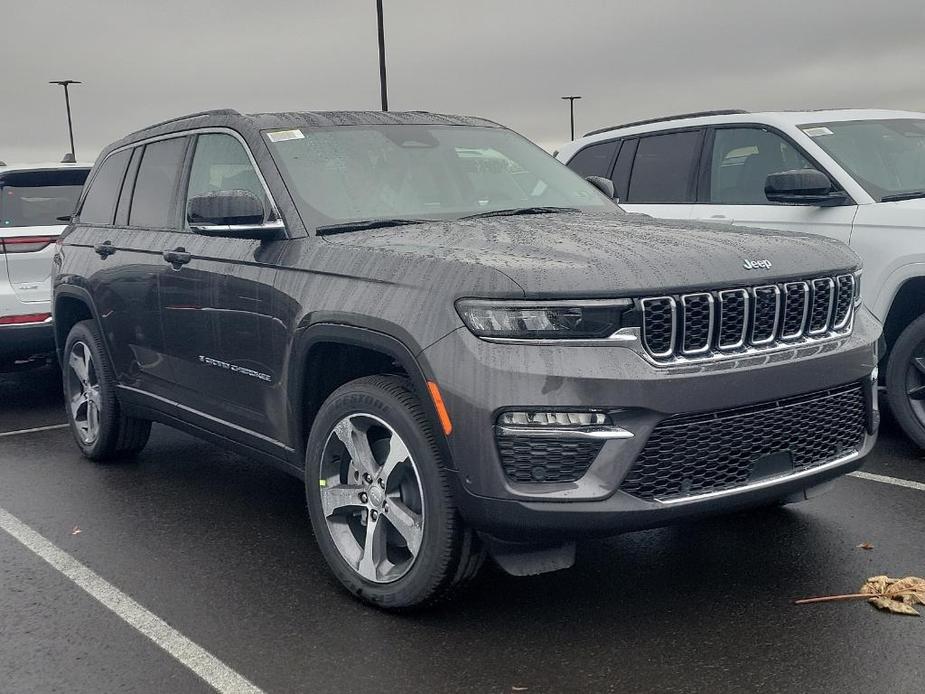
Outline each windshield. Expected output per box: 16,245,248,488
799,119,925,201
265,125,613,230
0,168,89,227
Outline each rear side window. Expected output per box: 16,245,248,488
79,152,131,224
626,131,702,203
566,141,618,178
129,137,188,228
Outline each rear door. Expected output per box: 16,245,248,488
617,129,703,222
156,131,290,451
692,126,857,243
72,136,190,400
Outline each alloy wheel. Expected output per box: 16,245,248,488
66,341,102,444
319,413,425,583
906,346,925,427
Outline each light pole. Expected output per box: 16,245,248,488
50,80,81,162
376,0,388,111
561,95,582,141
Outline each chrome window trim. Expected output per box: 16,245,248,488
717,289,750,350
749,285,780,346
641,296,677,359
679,293,714,356
86,127,282,224
780,281,810,341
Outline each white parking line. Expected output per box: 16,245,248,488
0,423,69,438
0,506,264,694
849,470,925,493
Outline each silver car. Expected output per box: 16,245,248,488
0,160,90,369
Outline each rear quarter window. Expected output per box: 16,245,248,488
566,141,618,178
80,152,131,224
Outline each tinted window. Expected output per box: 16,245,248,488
627,131,702,203
186,134,268,223
114,147,143,225
0,168,89,227
79,152,131,224
130,137,187,227
567,141,618,178
611,139,637,202
709,128,816,204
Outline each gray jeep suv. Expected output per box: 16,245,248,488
53,110,880,608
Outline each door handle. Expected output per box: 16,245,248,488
94,241,116,258
162,247,192,269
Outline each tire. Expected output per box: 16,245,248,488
304,375,483,609
63,320,151,461
886,313,925,450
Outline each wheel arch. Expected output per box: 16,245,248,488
289,323,455,469
882,275,925,357
53,286,101,365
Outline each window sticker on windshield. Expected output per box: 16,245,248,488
802,126,834,137
266,129,305,143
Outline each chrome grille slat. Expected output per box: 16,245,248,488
639,274,856,364
780,282,810,340
680,293,714,355
717,289,749,350
808,278,835,335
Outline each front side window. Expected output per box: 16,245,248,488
709,128,816,204
626,130,702,203
185,134,268,223
799,119,925,201
129,137,187,228
265,125,612,230
1,168,89,227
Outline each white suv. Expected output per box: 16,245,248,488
0,160,90,369
557,109,925,448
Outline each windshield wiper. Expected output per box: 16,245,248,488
459,206,580,220
880,191,925,202
316,218,436,235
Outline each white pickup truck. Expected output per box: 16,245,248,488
558,109,925,448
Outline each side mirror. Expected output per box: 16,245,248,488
586,175,615,199
187,190,283,239
765,170,848,207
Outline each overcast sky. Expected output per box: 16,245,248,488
3,0,925,163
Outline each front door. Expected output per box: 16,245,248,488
157,132,290,451
691,126,857,244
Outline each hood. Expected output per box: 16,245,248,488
324,211,860,297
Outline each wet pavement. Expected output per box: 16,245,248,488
1,365,924,694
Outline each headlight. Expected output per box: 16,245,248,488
455,299,632,340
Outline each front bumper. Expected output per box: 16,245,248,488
421,307,881,540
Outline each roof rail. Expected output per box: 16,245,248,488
124,109,242,138
583,110,749,137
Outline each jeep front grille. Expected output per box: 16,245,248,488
640,274,856,363
620,383,866,501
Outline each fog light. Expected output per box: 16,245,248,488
498,411,610,427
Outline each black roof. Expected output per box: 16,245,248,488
109,109,501,152
583,110,748,137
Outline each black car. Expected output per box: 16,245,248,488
53,109,880,608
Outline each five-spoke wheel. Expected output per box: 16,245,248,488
66,341,102,444
320,413,425,583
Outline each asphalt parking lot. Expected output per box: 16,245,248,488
1,366,924,694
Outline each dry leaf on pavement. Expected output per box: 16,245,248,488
795,575,925,616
